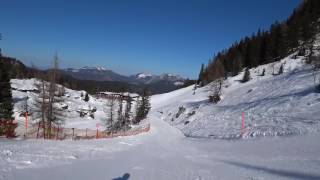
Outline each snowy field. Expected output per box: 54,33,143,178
1,54,320,179
1,107,320,180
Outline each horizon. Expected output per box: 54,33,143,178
0,0,300,79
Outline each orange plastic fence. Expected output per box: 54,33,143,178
26,123,151,140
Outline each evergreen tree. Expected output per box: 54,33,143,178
84,92,89,102
278,64,284,75
134,88,151,124
197,63,205,86
242,68,251,83
198,0,320,85
0,59,16,137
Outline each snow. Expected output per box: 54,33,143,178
1,53,320,179
137,73,152,79
11,80,108,133
10,79,141,135
154,54,320,139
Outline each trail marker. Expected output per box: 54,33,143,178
241,112,245,135
25,111,28,135
96,123,100,139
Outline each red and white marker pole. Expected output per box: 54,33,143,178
96,123,100,139
25,111,28,135
241,112,245,135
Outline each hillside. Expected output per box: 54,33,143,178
153,53,320,139
1,56,320,179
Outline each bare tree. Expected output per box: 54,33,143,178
33,74,49,139
46,54,65,138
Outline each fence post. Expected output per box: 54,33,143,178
85,128,88,138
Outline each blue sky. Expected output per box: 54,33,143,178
0,0,300,78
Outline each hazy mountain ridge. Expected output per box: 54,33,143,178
62,67,186,87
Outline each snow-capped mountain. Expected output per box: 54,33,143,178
131,73,185,85
62,66,133,82
62,67,186,87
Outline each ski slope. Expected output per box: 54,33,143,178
1,55,320,179
1,93,320,180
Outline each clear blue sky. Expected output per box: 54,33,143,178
0,0,300,78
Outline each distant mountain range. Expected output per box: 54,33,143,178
62,66,186,86
0,55,193,95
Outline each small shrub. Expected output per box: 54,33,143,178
79,111,86,117
209,94,221,103
187,111,196,117
0,120,17,138
175,106,186,118
89,113,94,119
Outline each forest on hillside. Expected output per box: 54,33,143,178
198,0,320,85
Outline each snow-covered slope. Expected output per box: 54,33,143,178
11,79,140,136
152,54,320,139
1,54,320,180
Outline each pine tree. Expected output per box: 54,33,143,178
84,92,89,102
0,59,16,137
197,63,205,86
242,68,251,83
278,64,284,75
134,88,151,124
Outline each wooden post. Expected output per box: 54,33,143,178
85,128,88,138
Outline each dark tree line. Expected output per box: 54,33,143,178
0,57,17,137
198,0,320,85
